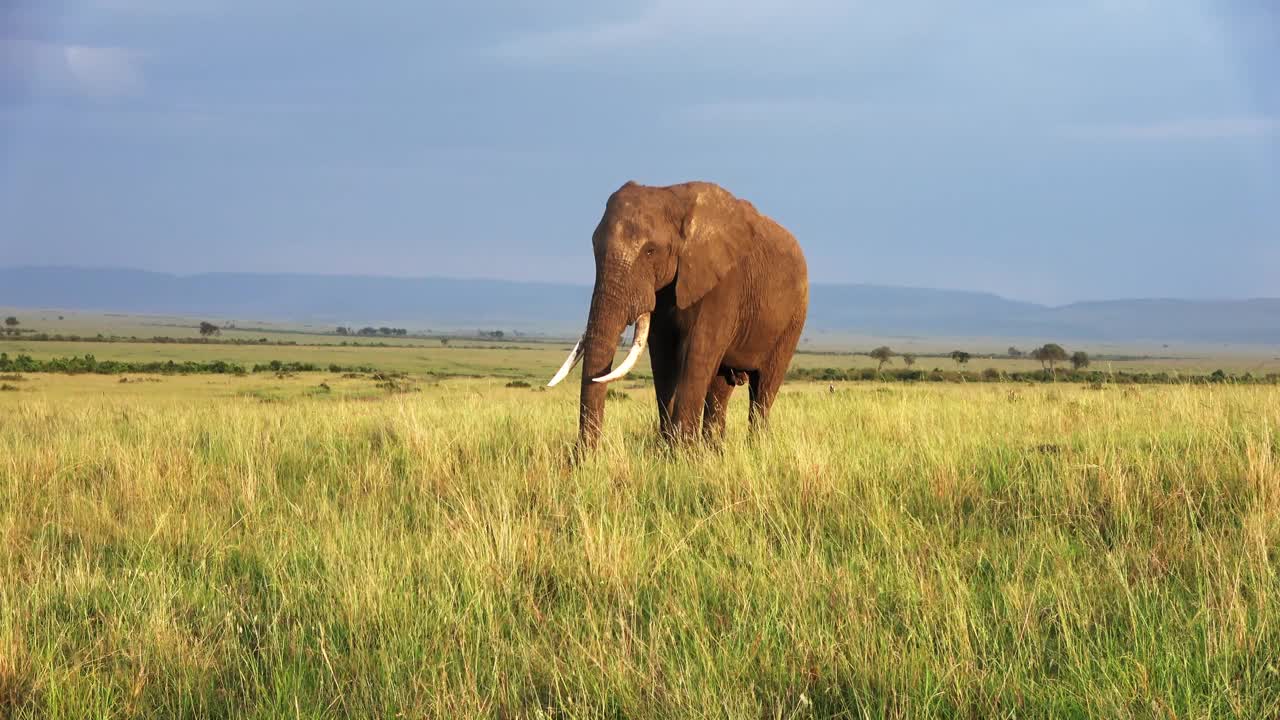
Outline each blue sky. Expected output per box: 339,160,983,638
1,0,1276,305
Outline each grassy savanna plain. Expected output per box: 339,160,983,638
4,308,1280,377
2,320,1280,717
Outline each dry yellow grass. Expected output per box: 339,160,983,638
2,374,1278,717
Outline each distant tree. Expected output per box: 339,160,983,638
1071,351,1091,371
949,350,971,368
869,346,895,371
1007,346,1023,358
1044,343,1068,371
902,353,916,367
198,321,220,337
358,327,378,336
336,326,349,336
440,337,450,347
1032,343,1069,374
3,316,17,327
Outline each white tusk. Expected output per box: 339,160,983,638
592,313,651,384
547,335,584,387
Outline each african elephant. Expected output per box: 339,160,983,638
548,181,808,447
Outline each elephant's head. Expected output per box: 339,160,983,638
548,180,750,447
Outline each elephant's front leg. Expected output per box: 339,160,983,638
648,322,680,440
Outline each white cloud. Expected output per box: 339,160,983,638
1059,117,1280,141
486,1,1189,63
488,0,856,60
88,0,218,15
675,98,885,134
64,46,143,97
0,39,143,98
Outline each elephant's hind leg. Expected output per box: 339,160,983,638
747,368,773,425
749,324,804,432
747,368,783,431
669,320,735,443
702,374,736,444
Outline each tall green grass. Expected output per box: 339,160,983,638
2,382,1278,717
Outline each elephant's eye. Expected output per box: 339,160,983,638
644,245,656,257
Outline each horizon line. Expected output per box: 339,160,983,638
2,264,1277,308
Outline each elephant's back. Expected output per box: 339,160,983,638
733,212,807,351
751,211,808,305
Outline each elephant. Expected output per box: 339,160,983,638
548,180,809,447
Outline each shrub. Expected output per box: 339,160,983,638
252,360,377,374
0,353,248,376
377,379,419,393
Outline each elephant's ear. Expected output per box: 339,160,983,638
675,188,748,309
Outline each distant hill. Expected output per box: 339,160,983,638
2,266,1278,343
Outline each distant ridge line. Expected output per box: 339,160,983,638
1,266,1277,343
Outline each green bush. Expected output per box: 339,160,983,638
0,353,386,377
784,364,1269,387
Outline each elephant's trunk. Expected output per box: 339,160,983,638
577,286,632,448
